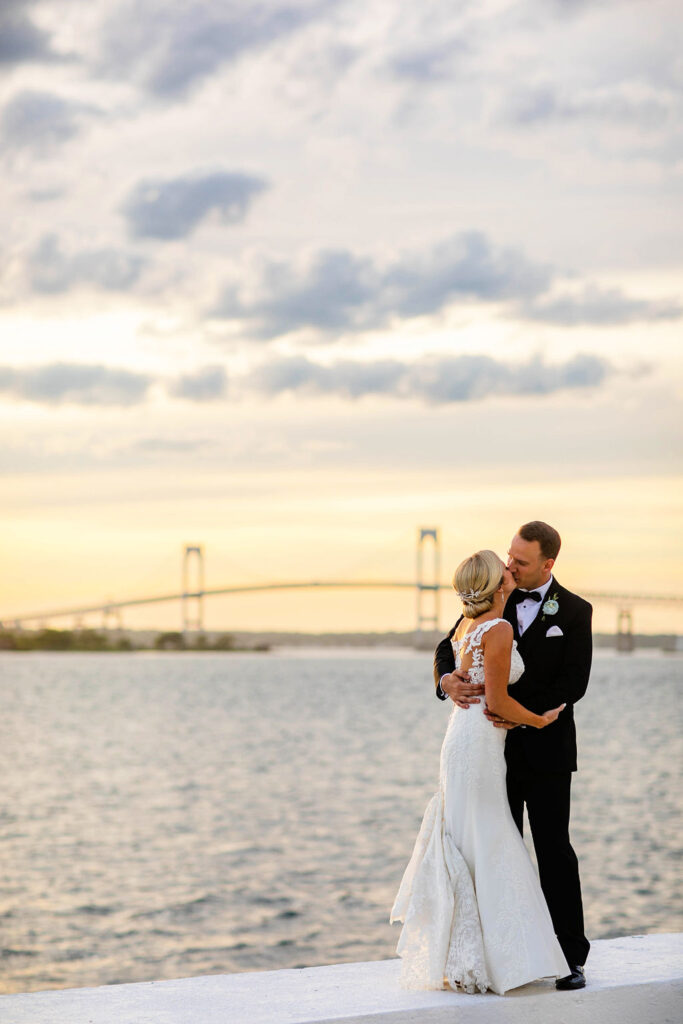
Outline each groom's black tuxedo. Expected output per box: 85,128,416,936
502,581,592,775
432,578,592,967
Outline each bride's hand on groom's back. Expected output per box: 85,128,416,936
483,708,519,730
541,703,566,727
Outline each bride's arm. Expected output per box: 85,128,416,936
483,623,563,729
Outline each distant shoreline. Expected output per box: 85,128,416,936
0,626,679,653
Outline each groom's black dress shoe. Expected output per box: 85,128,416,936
556,965,586,990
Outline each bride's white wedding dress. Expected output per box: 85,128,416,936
390,618,569,995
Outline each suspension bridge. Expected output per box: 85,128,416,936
2,530,681,649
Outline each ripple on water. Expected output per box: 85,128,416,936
75,904,116,916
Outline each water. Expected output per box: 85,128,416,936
0,649,681,994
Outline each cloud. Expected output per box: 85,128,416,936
0,90,97,154
0,351,612,410
249,354,402,398
27,235,145,293
130,437,218,453
384,233,550,310
541,0,623,15
212,232,553,339
215,249,377,336
504,83,676,130
524,285,683,326
389,38,469,82
121,170,268,240
0,363,152,406
98,0,332,97
246,352,611,402
212,232,682,340
26,186,68,203
168,365,228,400
0,2,59,65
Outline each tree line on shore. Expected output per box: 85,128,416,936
0,628,269,652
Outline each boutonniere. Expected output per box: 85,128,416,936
542,592,559,621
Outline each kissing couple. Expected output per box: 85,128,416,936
391,520,591,995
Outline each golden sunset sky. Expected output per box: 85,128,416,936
1,0,681,635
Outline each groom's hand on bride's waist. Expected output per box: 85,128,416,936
440,670,484,709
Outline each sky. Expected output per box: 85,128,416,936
1,0,682,635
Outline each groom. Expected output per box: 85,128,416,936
434,521,591,991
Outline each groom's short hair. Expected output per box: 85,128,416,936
518,521,561,561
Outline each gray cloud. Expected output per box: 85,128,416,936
213,233,682,339
250,355,403,398
384,233,550,310
389,38,469,82
504,83,675,130
543,0,622,14
247,352,611,402
0,2,58,66
0,363,152,406
0,90,97,154
168,365,228,400
98,0,332,97
0,351,612,410
524,285,682,326
26,186,68,203
122,170,268,240
215,249,377,335
27,235,145,293
212,232,553,339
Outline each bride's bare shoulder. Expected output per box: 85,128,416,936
482,619,513,647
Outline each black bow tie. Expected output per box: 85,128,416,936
512,589,542,604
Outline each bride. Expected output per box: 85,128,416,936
391,549,570,995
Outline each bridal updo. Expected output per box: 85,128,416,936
453,549,505,618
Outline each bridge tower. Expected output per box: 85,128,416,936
616,607,634,653
182,544,205,635
416,527,440,645
102,602,123,633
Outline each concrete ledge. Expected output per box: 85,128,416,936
0,934,681,1024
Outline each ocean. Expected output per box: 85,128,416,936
1,648,681,993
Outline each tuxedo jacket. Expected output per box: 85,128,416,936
433,579,592,775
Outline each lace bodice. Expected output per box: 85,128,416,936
452,617,524,687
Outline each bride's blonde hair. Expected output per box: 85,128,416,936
453,549,504,619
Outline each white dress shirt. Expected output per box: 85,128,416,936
515,576,553,636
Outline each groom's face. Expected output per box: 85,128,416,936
507,535,554,590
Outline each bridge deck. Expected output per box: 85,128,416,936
4,580,681,627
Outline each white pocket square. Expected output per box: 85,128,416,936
546,625,563,637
